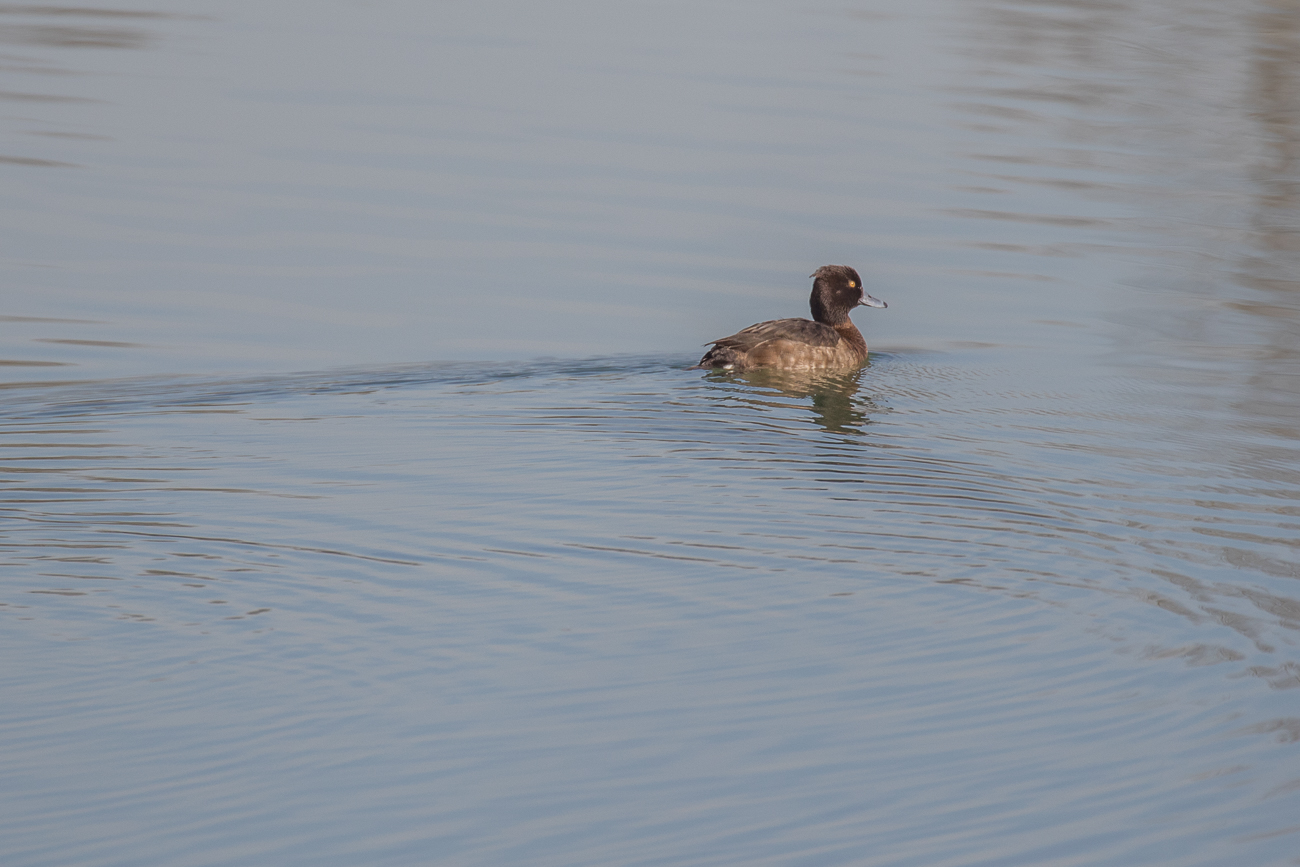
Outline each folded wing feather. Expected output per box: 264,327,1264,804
708,318,840,350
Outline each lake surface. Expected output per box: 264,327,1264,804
3,1,1299,865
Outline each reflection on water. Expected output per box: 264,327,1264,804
704,365,877,435
1251,0,1300,249
951,0,1300,385
2,0,1300,865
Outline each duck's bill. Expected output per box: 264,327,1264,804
860,294,887,308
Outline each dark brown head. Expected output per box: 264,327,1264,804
808,265,887,325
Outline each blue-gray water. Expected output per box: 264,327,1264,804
3,1,1299,865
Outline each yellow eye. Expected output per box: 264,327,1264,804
849,281,857,288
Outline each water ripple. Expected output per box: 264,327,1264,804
0,355,1297,864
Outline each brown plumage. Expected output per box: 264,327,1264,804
695,265,887,371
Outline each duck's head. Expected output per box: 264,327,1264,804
809,265,887,325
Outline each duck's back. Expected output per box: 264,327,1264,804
697,317,863,370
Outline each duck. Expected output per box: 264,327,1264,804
694,265,887,371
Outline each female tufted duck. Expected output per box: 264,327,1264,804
694,265,887,371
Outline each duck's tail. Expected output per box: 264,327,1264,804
691,344,739,370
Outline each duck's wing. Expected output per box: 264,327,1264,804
707,318,839,350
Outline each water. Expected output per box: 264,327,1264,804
3,1,1299,865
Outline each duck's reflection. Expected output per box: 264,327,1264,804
703,365,878,435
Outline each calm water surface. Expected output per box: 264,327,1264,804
2,1,1299,865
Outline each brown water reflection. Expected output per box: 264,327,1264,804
1251,0,1300,247
704,366,876,435
951,0,1300,493
0,4,173,50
